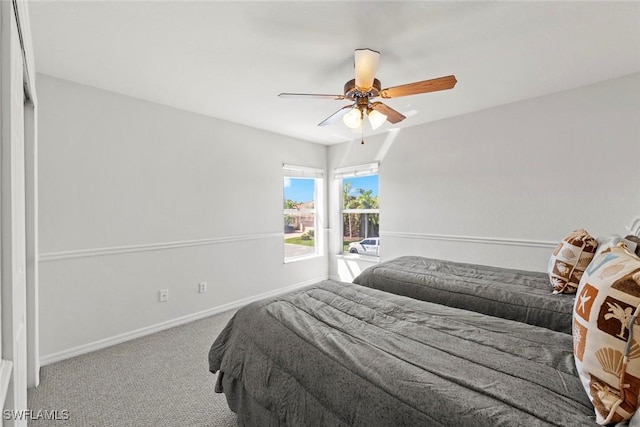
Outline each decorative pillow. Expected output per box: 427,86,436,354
626,235,640,258
549,229,598,294
573,243,640,424
596,235,638,259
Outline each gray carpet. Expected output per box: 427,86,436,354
28,310,238,427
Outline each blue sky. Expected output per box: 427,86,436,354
284,175,379,203
284,178,315,203
344,175,379,197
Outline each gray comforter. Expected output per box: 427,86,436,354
353,256,574,334
209,280,595,426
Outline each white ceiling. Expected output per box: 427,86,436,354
28,1,640,145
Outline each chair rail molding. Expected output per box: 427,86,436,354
381,231,557,249
40,232,284,262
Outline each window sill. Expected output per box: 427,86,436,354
335,253,380,263
284,253,324,264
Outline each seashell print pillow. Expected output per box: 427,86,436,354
626,235,640,258
596,235,638,259
573,243,640,424
549,229,598,294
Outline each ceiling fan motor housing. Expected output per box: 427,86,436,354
344,78,381,100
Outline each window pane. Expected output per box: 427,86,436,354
284,213,316,258
341,174,379,256
342,213,379,255
284,177,315,208
342,175,379,209
284,177,316,259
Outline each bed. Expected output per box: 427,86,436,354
352,256,574,334
209,219,640,426
209,266,596,425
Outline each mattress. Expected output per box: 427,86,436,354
209,280,595,426
353,256,574,334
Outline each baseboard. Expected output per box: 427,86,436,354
39,276,327,366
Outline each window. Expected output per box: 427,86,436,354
335,163,379,257
283,164,323,261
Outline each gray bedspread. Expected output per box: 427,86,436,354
353,256,574,334
209,280,595,426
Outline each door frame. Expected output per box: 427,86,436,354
0,3,39,417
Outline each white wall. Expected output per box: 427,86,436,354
329,73,640,278
38,72,640,360
37,75,328,362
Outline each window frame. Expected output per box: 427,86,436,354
283,164,324,263
334,163,380,258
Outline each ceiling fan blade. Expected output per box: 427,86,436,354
318,105,354,126
279,93,346,100
370,102,406,124
379,75,457,99
354,48,380,91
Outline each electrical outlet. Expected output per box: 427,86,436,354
159,289,169,302
199,282,207,294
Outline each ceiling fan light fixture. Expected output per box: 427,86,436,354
354,48,380,91
367,109,387,130
343,107,363,129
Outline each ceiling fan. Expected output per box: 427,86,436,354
278,48,457,131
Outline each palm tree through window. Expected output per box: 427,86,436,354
342,174,379,256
